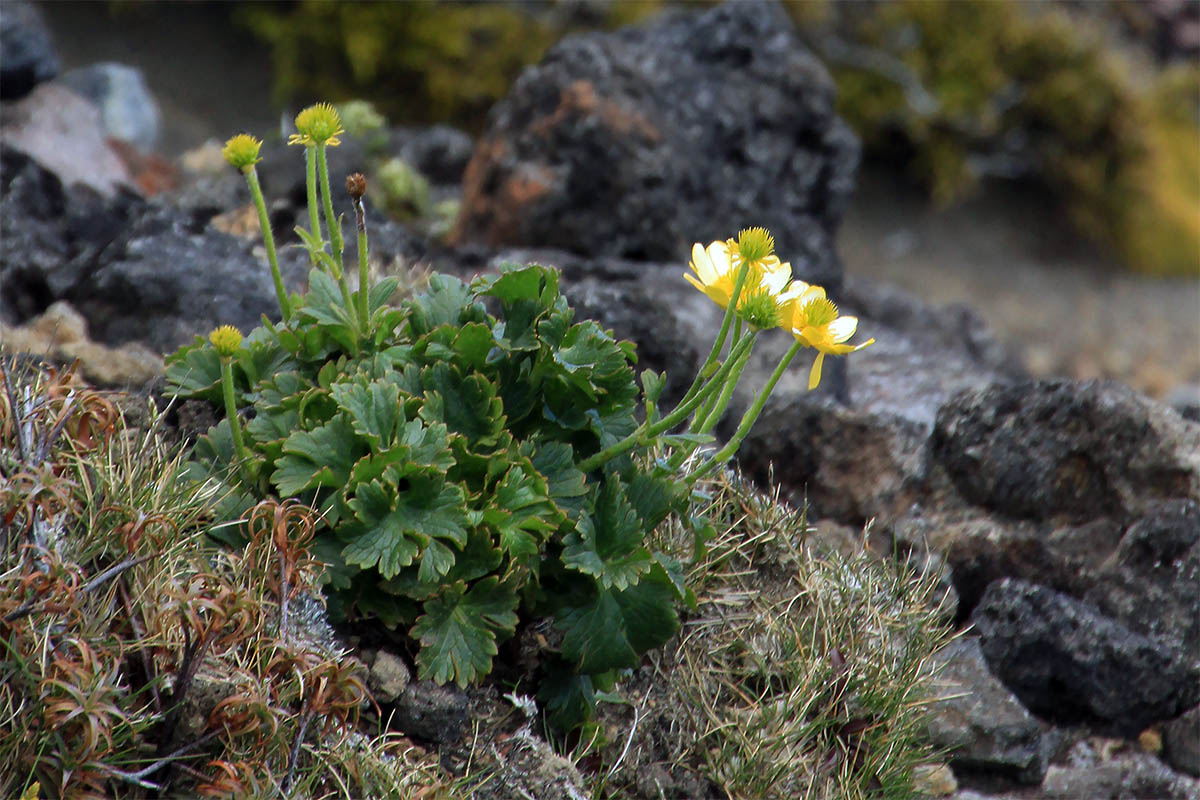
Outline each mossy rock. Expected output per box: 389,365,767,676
819,0,1199,275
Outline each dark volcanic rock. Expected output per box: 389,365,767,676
0,0,59,100
926,638,1051,784
67,203,281,352
932,380,1200,524
453,0,859,290
973,578,1200,735
1041,739,1200,799
1086,499,1200,656
0,145,140,323
1164,705,1200,778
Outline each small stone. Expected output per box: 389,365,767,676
394,680,469,744
61,63,161,151
368,649,411,704
1164,706,1200,777
1141,727,1164,754
913,763,957,796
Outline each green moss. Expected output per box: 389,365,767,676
825,0,1200,275
237,0,664,133
373,156,431,220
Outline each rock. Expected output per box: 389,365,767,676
1041,738,1200,799
1165,706,1200,778
913,763,958,797
367,649,412,704
925,638,1051,784
0,145,141,324
0,301,163,386
838,276,1025,428
64,202,281,352
1086,499,1200,656
453,0,859,292
1169,381,1200,423
60,63,161,152
0,84,136,197
932,380,1200,524
0,0,59,100
973,578,1200,735
739,394,929,524
397,124,475,185
393,680,469,744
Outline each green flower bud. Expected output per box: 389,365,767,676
736,227,775,264
209,325,244,358
222,134,262,170
289,103,344,147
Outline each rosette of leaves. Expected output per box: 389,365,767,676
167,263,692,728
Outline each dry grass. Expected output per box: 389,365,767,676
0,353,458,799
595,469,954,799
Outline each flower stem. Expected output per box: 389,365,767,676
243,166,290,321
693,337,754,435
577,333,756,473
676,258,752,408
353,196,369,329
315,144,344,262
689,338,806,483
304,146,321,261
219,357,250,479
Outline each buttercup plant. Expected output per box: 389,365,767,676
168,103,876,729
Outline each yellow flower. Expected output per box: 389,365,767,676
221,133,262,170
288,103,344,147
789,296,875,390
209,325,244,358
685,239,792,314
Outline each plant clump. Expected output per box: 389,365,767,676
166,104,878,733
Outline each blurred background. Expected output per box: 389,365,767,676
25,0,1200,401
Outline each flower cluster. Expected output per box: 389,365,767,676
684,227,874,391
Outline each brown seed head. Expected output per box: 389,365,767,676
346,173,367,199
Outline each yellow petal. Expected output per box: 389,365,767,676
808,351,825,390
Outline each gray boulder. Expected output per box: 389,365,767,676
931,380,1200,524
0,0,59,100
60,63,161,152
973,578,1200,735
452,0,859,292
926,638,1051,784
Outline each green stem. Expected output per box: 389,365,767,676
316,144,344,264
354,197,369,329
677,259,753,408
304,146,321,261
220,357,250,478
243,166,290,321
690,339,806,483
577,334,756,473
694,338,754,434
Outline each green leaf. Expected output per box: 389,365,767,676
419,363,505,447
624,472,685,531
528,441,588,519
408,274,472,335
272,415,360,496
343,475,470,578
640,370,665,405
482,465,560,562
332,379,401,449
412,577,519,687
165,337,223,402
558,574,680,674
368,276,400,314
562,479,653,591
451,322,495,371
